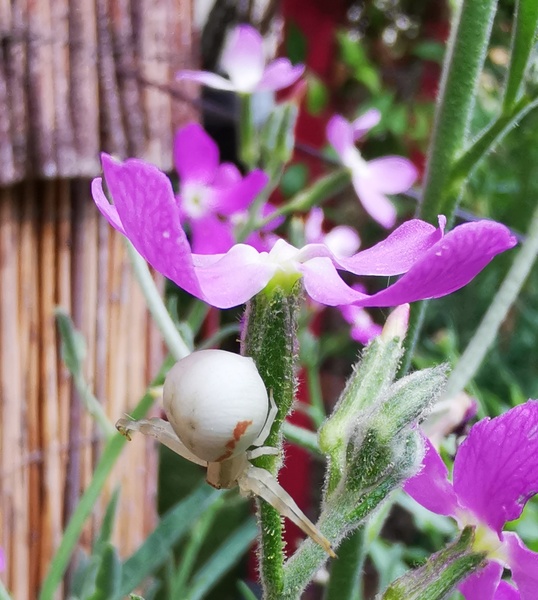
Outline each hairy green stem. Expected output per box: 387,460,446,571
125,240,190,361
240,289,300,599
419,0,498,225
503,0,538,111
452,96,538,185
444,200,538,399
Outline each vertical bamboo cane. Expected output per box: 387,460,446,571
0,189,28,598
38,182,63,597
19,185,41,595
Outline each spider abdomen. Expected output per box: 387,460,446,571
163,349,269,462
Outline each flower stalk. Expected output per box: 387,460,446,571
240,287,301,598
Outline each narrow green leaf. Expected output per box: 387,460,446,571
185,519,258,600
0,580,13,600
119,485,223,596
55,307,86,376
87,544,121,600
93,487,121,552
237,580,259,600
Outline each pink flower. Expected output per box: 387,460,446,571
304,207,360,257
177,24,304,94
92,155,516,310
338,288,382,344
173,123,269,253
405,401,538,599
327,111,418,228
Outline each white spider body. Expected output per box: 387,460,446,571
117,349,336,558
163,351,269,462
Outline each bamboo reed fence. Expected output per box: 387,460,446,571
0,1,197,597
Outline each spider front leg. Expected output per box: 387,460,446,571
238,464,337,558
116,417,207,467
246,390,280,460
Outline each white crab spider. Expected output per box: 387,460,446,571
116,349,336,558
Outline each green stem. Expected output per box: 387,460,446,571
38,389,155,600
323,527,366,600
125,240,190,361
503,0,538,111
306,363,326,427
240,289,300,599
239,94,258,170
257,169,351,229
451,96,538,185
282,422,322,457
444,200,538,399
397,300,428,378
419,0,498,225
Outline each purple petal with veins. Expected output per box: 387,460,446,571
494,582,520,600
503,532,538,600
453,401,538,534
356,220,516,307
99,155,202,298
404,436,459,517
458,562,503,600
337,218,445,276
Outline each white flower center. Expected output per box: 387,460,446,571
182,182,214,219
342,146,369,178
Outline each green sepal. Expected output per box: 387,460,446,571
382,527,487,600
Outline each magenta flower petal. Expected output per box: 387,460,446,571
189,214,235,254
356,220,517,307
326,115,354,159
220,25,265,93
504,532,538,600
324,226,361,257
339,303,381,344
173,123,220,184
351,175,397,228
494,581,520,600
99,155,203,298
257,58,305,91
213,163,242,187
352,109,381,140
458,561,503,600
91,177,126,234
214,169,268,215
453,401,538,534
366,156,418,194
176,69,236,91
337,218,444,276
404,436,459,517
194,244,276,308
301,257,367,305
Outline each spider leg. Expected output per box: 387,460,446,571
116,417,207,467
238,464,336,558
246,446,279,460
251,390,277,447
